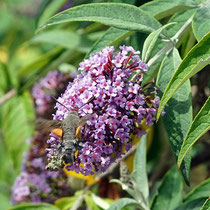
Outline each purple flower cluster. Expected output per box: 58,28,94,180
12,71,73,204
47,46,160,175
32,71,72,118
11,134,70,204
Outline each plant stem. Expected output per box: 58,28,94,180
0,89,16,106
131,15,194,81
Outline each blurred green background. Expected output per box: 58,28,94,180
0,0,209,209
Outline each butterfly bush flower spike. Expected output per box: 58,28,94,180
32,71,72,117
47,46,160,175
11,134,70,204
12,71,72,204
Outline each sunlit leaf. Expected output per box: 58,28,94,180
0,62,10,92
91,193,111,210
31,30,93,52
0,189,11,210
9,203,59,210
1,91,34,172
17,48,62,77
85,194,100,210
55,196,77,210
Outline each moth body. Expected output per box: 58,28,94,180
36,111,86,171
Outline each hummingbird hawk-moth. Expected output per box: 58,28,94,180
36,111,87,171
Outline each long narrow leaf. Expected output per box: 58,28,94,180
107,198,139,210
174,198,207,210
38,3,161,33
200,198,210,210
141,0,197,20
86,27,133,58
151,166,182,210
178,97,210,168
132,135,149,204
37,0,67,26
142,22,177,62
192,0,210,41
9,203,59,210
156,48,192,185
156,32,210,120
86,3,195,63
31,30,93,52
184,178,210,202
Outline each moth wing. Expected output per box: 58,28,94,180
35,119,62,133
79,115,90,126
75,115,90,139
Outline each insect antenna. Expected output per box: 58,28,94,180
73,96,95,111
51,95,70,111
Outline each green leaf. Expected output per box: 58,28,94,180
30,30,93,52
0,62,10,92
35,0,52,25
132,135,149,204
86,27,133,58
38,3,161,33
142,22,177,62
86,3,195,63
143,8,196,84
9,203,59,210
17,48,62,77
110,179,135,198
184,178,210,202
91,193,111,210
201,198,210,210
0,138,15,184
151,166,182,210
0,92,34,172
174,198,206,210
156,48,192,185
37,0,67,26
55,196,77,210
156,32,210,120
85,194,101,210
140,0,198,20
107,198,139,210
0,191,11,210
192,0,210,41
177,96,210,168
